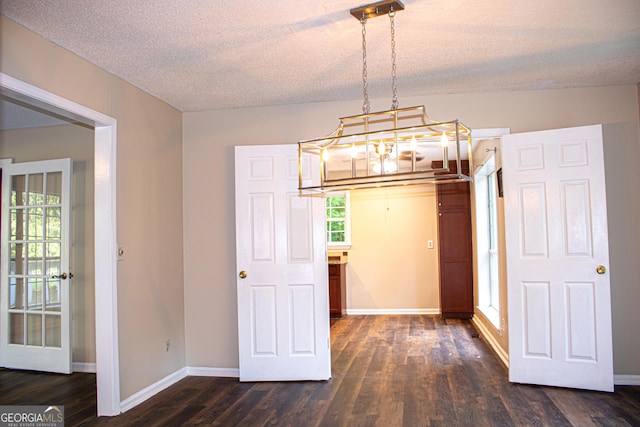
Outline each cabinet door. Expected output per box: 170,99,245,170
328,264,346,318
433,160,471,209
437,182,471,210
438,209,473,315
329,275,340,315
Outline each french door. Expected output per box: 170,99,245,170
0,158,73,374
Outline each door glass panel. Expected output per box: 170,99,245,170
9,313,24,345
9,278,25,309
45,243,61,277
27,314,43,346
11,175,26,206
27,278,43,310
45,208,61,239
27,207,44,240
27,173,44,206
46,172,62,205
10,243,25,275
45,315,61,348
45,278,61,312
26,243,44,275
10,209,25,240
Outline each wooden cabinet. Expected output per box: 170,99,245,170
436,161,474,319
328,263,347,318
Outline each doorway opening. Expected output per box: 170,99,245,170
326,130,510,380
0,73,119,415
328,130,508,319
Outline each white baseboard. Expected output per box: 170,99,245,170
472,316,509,368
345,308,439,315
72,362,97,373
186,366,239,378
614,375,640,386
120,367,187,413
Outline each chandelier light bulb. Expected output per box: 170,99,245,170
410,135,417,151
373,156,398,174
322,148,330,162
440,132,448,147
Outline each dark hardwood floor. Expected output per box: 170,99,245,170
1,315,639,426
0,365,97,425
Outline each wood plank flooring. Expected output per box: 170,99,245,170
1,315,639,426
0,365,97,425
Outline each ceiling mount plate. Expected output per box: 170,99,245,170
350,0,405,20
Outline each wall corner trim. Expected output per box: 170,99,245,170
120,368,187,413
472,316,509,368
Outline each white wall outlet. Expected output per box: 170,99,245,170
165,339,171,352
427,240,434,249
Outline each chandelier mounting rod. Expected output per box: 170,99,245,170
350,0,405,20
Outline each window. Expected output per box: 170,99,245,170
487,169,500,311
326,192,351,249
475,154,501,329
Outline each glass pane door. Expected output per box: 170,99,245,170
8,171,64,348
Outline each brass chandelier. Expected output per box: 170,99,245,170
298,0,472,192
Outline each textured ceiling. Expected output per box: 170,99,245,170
1,0,639,112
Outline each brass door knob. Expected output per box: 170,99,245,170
52,272,68,280
596,265,607,275
239,270,247,279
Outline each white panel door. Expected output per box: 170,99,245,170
0,159,73,374
235,144,330,381
502,125,613,392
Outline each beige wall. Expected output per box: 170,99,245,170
347,186,440,311
184,85,640,376
1,15,186,400
0,124,96,364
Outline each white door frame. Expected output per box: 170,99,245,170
0,73,120,416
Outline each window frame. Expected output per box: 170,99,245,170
325,191,352,250
474,154,501,330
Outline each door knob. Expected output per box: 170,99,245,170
596,265,607,275
52,272,68,280
239,270,247,279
